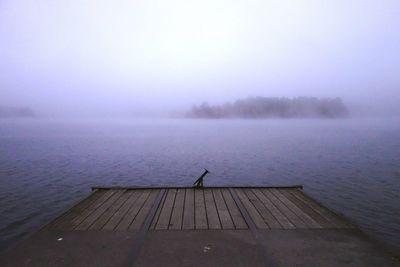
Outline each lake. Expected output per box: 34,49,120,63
0,118,399,252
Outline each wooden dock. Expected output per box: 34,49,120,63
1,186,398,267
47,187,352,231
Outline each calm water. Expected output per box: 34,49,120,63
0,118,399,252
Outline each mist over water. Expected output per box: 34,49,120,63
1,0,400,117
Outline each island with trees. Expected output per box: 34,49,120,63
186,97,349,119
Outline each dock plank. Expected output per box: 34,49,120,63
69,190,117,230
182,189,195,230
90,190,131,230
261,188,307,228
244,189,281,229
204,189,222,229
279,189,333,228
76,190,126,230
50,189,104,230
235,189,268,229
156,189,177,230
251,189,295,229
213,189,235,229
103,191,139,230
290,189,352,228
116,190,150,231
169,189,185,230
270,189,321,228
150,190,167,230
221,189,247,229
194,189,208,229
129,190,160,230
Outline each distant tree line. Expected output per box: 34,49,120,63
0,107,35,118
186,97,349,119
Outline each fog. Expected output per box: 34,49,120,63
1,0,400,117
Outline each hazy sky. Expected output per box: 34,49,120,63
0,0,399,116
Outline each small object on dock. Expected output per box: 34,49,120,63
193,169,209,188
203,246,211,253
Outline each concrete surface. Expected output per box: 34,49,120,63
134,230,265,267
259,229,400,267
0,231,139,267
0,229,398,267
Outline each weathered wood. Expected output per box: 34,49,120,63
116,190,150,231
182,188,195,230
204,189,222,229
90,190,131,230
270,189,321,228
251,189,295,229
48,187,353,233
169,189,185,230
156,189,177,230
244,189,281,229
51,189,103,230
290,189,352,228
213,189,235,229
76,190,126,230
129,190,160,230
261,188,307,228
235,189,268,229
194,189,208,229
279,189,333,228
150,190,167,230
221,189,248,229
69,190,116,229
103,191,139,230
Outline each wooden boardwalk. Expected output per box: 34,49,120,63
48,187,353,231
2,186,399,267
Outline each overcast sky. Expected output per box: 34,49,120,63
0,0,399,116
